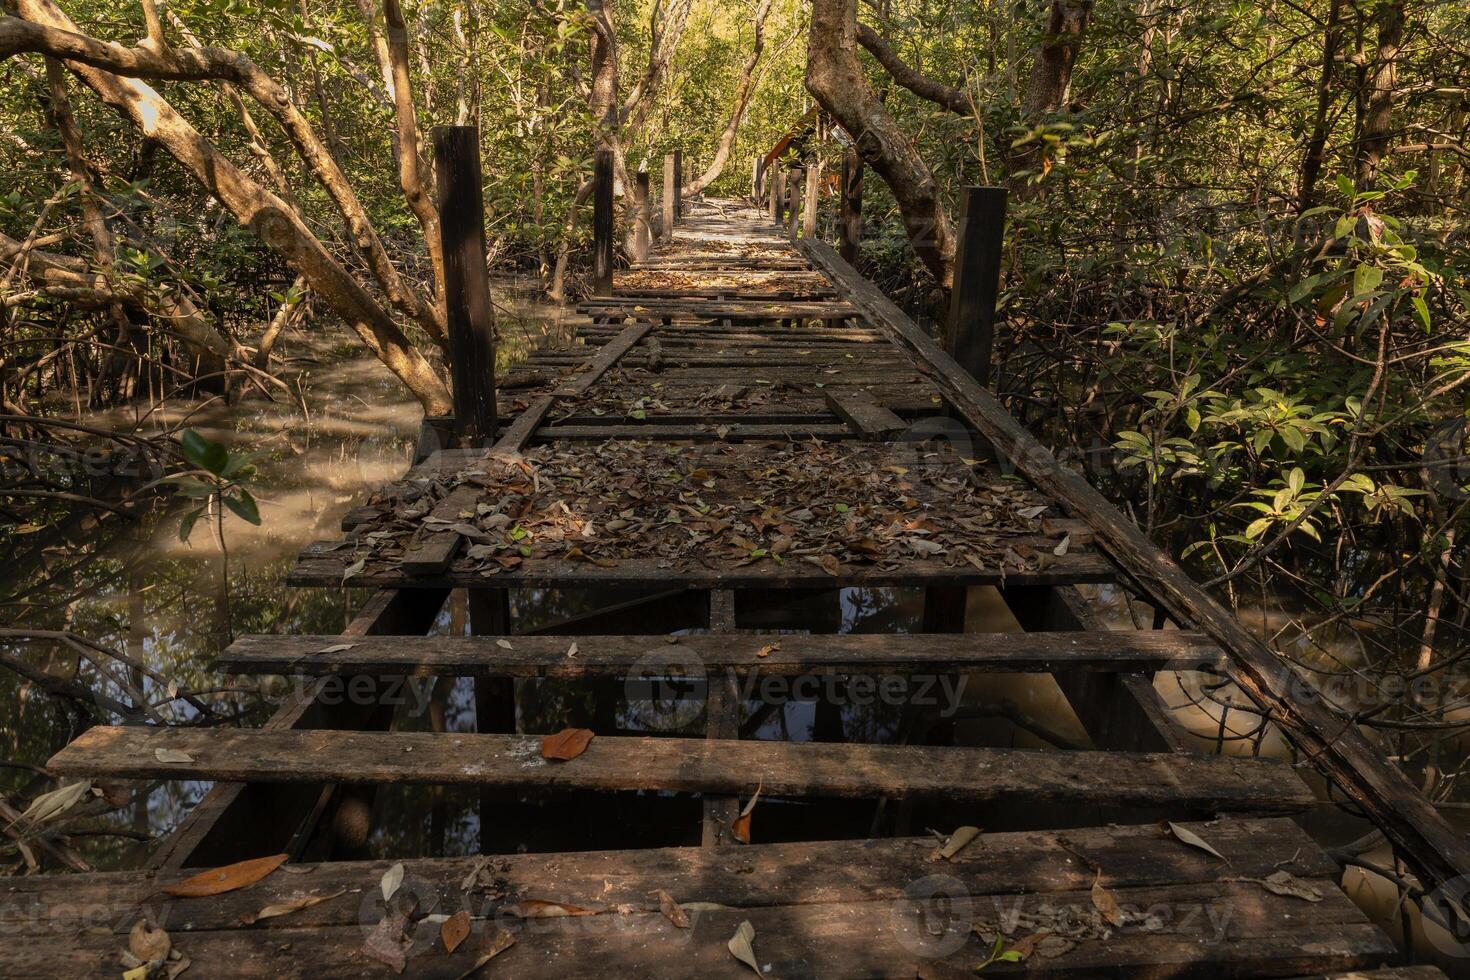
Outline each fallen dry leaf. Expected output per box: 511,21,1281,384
441,909,472,952
727,920,761,976
154,748,194,764
542,727,595,761
1091,871,1124,926
509,898,599,918
246,888,348,923
453,929,516,979
930,825,981,862
756,641,780,659
381,862,405,903
1252,869,1323,902
128,921,170,961
164,854,289,898
1162,821,1228,862
362,900,414,974
731,778,763,844
654,889,690,928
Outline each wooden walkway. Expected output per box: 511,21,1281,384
4,199,1445,978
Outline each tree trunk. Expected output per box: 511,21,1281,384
855,23,967,115
1022,0,1093,120
1296,0,1343,209
1353,0,1404,189
805,0,953,286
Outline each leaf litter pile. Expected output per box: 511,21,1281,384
344,439,1063,578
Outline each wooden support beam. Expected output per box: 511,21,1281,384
662,152,676,237
592,147,614,296
1004,585,1189,754
768,166,782,225
945,185,1007,387
787,167,801,240
432,125,497,448
825,388,905,439
53,727,1314,812
840,147,862,264
702,589,741,846
631,171,652,262
148,588,448,869
798,234,1470,895
803,162,819,238
673,147,683,222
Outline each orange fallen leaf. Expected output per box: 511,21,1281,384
542,727,595,761
441,909,472,953
654,889,689,928
731,778,763,844
509,898,600,918
756,641,780,659
163,853,289,897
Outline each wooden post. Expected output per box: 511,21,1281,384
752,156,761,200
768,167,782,225
592,147,614,296
662,153,676,238
632,170,652,262
803,163,819,238
945,185,1008,387
786,167,801,240
432,125,497,448
840,148,863,264
673,147,683,222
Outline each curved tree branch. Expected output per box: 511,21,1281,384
855,22,968,115
686,0,773,195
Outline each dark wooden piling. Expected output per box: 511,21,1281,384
769,167,782,225
663,153,677,238
432,125,497,448
787,167,801,240
592,147,614,296
633,170,652,262
840,148,863,264
673,147,683,222
945,185,1008,387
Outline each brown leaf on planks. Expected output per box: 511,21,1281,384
362,900,415,974
929,825,981,862
163,853,289,898
1160,821,1229,862
731,778,763,844
756,641,781,659
453,929,516,980
128,921,170,961
1250,869,1323,902
509,898,601,918
654,889,690,928
1090,870,1124,926
541,727,595,761
244,888,348,924
727,920,762,976
441,909,472,953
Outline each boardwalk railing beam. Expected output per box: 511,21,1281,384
432,125,498,448
945,185,1008,388
592,147,615,295
840,148,862,263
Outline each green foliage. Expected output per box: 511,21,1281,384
168,429,263,541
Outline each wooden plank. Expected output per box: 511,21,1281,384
554,321,654,396
290,546,1116,590
399,484,481,575
825,387,906,439
51,727,1315,811
701,589,741,845
493,392,554,453
800,236,1470,892
218,629,1227,677
532,422,856,441
0,818,1344,937
147,588,448,869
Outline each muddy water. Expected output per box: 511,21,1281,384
0,291,1457,969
